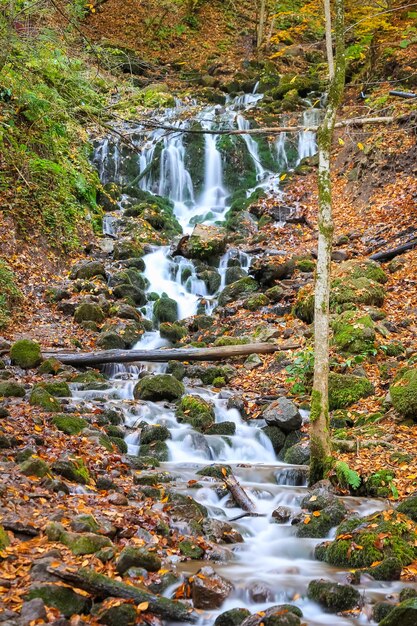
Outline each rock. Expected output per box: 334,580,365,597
263,398,302,432
176,395,215,431
20,457,50,478
139,440,169,462
243,294,269,311
203,519,243,543
262,426,286,454
46,523,112,555
390,368,417,420
38,358,64,375
190,566,233,609
296,500,346,538
29,386,61,411
109,268,147,291
307,579,361,612
272,506,292,523
301,486,336,511
133,374,184,401
147,572,181,594
218,277,258,307
74,302,105,324
116,546,161,574
0,381,25,397
206,421,236,435
178,225,227,261
215,609,251,626
248,582,273,602
240,605,302,626
244,354,263,369
283,443,310,465
250,256,295,286
372,601,396,623
70,261,106,280
225,266,246,285
10,339,42,369
159,322,187,343
51,458,90,484
379,598,417,625
397,494,417,521
52,415,87,435
153,295,178,323
112,303,142,322
140,424,171,445
179,539,205,559
113,284,147,306
26,584,90,617
20,598,47,623
332,311,375,354
38,381,71,397
328,373,374,410
108,493,128,506
167,492,208,530
99,603,137,626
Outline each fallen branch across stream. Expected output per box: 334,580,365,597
43,342,300,366
47,566,197,622
223,473,257,513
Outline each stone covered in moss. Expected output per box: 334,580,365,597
283,442,310,465
176,395,215,432
141,424,171,445
27,584,90,617
29,386,61,411
139,440,169,462
315,511,417,572
40,381,71,397
332,311,375,354
183,224,226,261
398,495,417,521
38,357,64,375
206,421,236,435
116,546,161,574
0,381,25,397
379,598,417,626
328,373,374,410
262,426,286,454
243,293,270,311
296,501,346,538
167,492,208,526
307,579,360,612
52,457,90,484
46,522,112,555
20,456,50,477
251,256,295,287
10,339,42,369
341,259,387,284
240,604,302,626
390,368,417,420
159,322,187,343
153,294,178,323
214,608,251,626
197,464,232,480
364,470,396,498
134,374,184,401
179,539,205,559
218,277,259,307
99,603,137,626
74,302,105,324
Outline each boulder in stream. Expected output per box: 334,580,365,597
263,397,302,432
378,597,417,625
10,339,42,369
307,579,361,612
190,565,233,609
214,608,251,626
240,605,302,626
176,224,227,262
133,374,184,402
176,394,215,431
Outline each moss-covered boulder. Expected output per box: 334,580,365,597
250,256,295,287
10,339,42,369
179,539,205,559
307,579,361,612
176,395,215,432
116,546,161,574
240,605,302,626
283,442,310,465
99,603,137,626
328,373,374,410
39,381,71,397
398,495,417,521
0,524,10,549
38,357,64,375
166,492,208,527
199,269,221,294
390,369,417,420
218,277,259,307
296,501,346,538
113,239,144,260
97,331,126,350
262,425,286,454
159,322,187,343
140,424,171,445
74,302,105,324
52,414,87,435
46,522,112,555
340,260,387,284
139,440,169,462
52,457,90,484
70,260,106,281
29,386,61,411
134,374,184,402
243,293,269,310
315,511,417,574
379,598,417,626
0,381,25,397
153,294,178,323
332,311,375,354
109,268,147,291
181,224,226,261
363,470,396,498
206,421,236,435
27,584,90,617
20,456,50,477
214,608,251,626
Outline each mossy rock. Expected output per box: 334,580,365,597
214,608,251,626
52,458,90,484
70,260,106,280
332,311,375,354
74,302,105,324
197,464,232,480
46,522,112,555
179,539,204,559
113,239,144,260
251,256,295,287
390,368,417,420
159,322,187,343
398,495,417,521
284,443,310,465
27,584,90,617
379,598,417,626
206,421,236,435
10,339,42,369
97,331,126,350
29,386,61,411
20,456,50,477
198,269,221,295
139,440,169,462
315,511,417,570
340,260,388,284
109,436,128,453
166,361,186,380
364,470,396,498
72,371,106,384
39,381,71,397
116,546,161,574
218,277,259,307
296,501,346,538
262,426,286,454
109,268,147,291
307,579,361,612
71,514,100,533
38,357,64,375
153,294,178,323
296,258,315,272
184,224,227,261
141,424,171,445
328,373,374,410
0,381,25,397
384,341,405,357
213,336,250,347
0,524,10,549
133,374,184,401
176,394,215,432
167,492,208,524
99,603,137,626
243,293,269,310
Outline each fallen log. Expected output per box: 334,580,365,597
223,473,257,513
43,342,300,367
47,566,197,622
369,238,417,262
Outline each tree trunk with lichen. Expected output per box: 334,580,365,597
309,0,346,486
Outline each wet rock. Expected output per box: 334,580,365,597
296,500,346,538
301,486,336,511
38,358,64,375
133,374,184,401
262,425,286,454
372,601,396,623
263,398,302,433
218,277,258,307
214,608,251,626
70,261,106,280
153,294,178,323
378,597,417,625
147,572,181,594
20,598,47,623
283,442,310,465
178,224,227,262
159,322,187,343
272,506,292,524
307,579,361,612
179,539,205,559
98,603,137,626
206,421,236,435
139,440,169,462
225,266,246,285
46,523,113,556
203,519,243,543
240,605,302,626
51,457,90,484
52,414,87,435
20,456,50,478
248,582,274,602
73,301,106,324
10,339,42,369
113,284,147,306
0,381,25,398
26,584,91,617
141,424,171,445
176,394,215,431
400,588,417,602
166,492,208,529
113,239,144,260
116,546,161,574
190,565,233,609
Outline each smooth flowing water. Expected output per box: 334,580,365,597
85,93,408,624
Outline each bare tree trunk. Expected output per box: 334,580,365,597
309,0,345,486
257,0,267,48
323,0,334,79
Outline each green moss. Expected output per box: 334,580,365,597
153,295,178,323
159,322,187,343
328,373,374,410
379,598,417,626
398,495,417,521
214,608,251,626
29,386,61,411
109,436,127,453
27,585,90,617
52,457,90,484
20,456,50,477
332,311,375,354
0,524,10,549
99,603,137,626
296,502,346,538
343,260,388,284
133,374,184,401
116,546,162,574
218,277,259,307
331,276,385,309
307,580,360,612
179,539,204,559
0,261,23,329
139,441,169,462
141,424,171,445
213,336,250,346
243,293,269,310
0,381,25,397
74,302,105,323
40,381,71,397
390,369,417,420
38,357,64,375
293,286,315,323
197,464,232,479
364,470,397,498
176,395,215,432
296,258,316,272
10,339,42,369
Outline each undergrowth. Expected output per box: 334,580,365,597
0,259,22,328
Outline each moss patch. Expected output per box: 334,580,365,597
10,339,42,369
328,373,374,410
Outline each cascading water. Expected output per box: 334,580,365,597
84,93,411,625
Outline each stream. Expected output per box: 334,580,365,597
80,91,412,624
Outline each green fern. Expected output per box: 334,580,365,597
335,461,361,490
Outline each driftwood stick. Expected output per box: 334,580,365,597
228,512,267,521
42,342,300,366
224,473,257,513
47,566,197,622
369,238,417,262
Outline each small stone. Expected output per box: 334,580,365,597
272,506,292,524
20,598,47,623
108,493,128,506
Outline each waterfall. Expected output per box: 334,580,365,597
296,108,321,164
237,114,266,181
